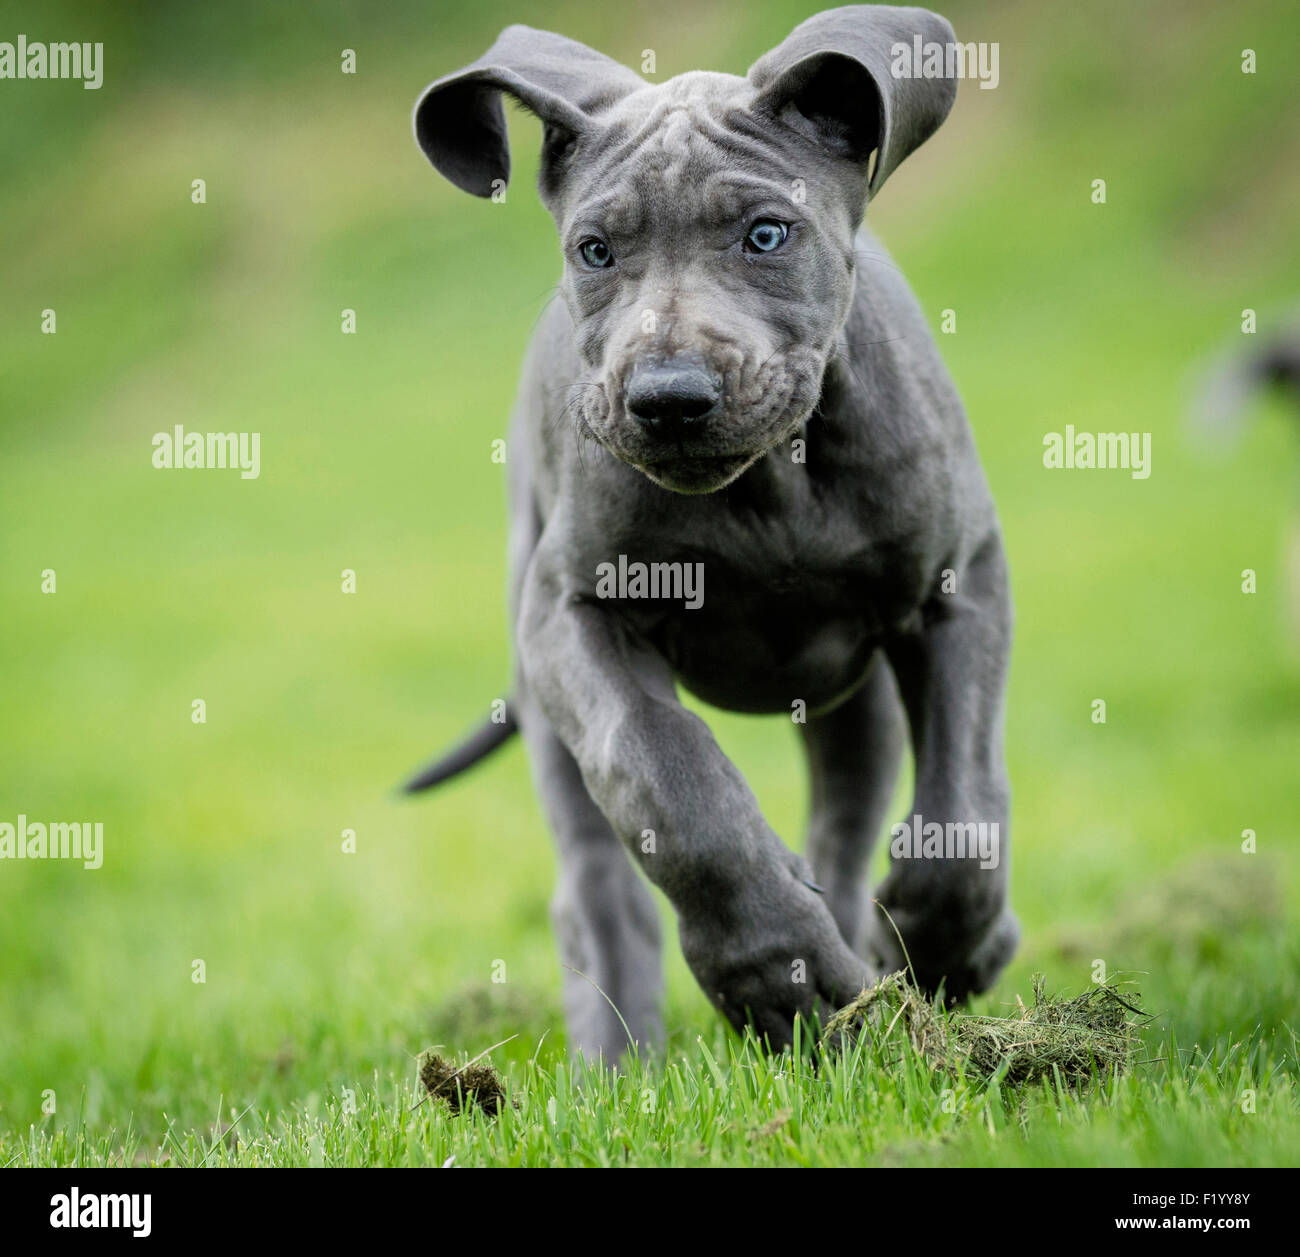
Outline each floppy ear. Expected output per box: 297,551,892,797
413,25,644,199
748,5,958,197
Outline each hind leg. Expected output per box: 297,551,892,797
516,692,664,1063
800,655,907,953
873,531,1019,1003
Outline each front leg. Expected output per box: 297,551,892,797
874,529,1020,1003
519,551,873,1048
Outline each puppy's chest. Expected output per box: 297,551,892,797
610,515,927,713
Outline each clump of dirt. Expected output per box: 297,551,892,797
419,1051,508,1117
821,969,949,1064
822,970,1146,1089
949,974,1145,1086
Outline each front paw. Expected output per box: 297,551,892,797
870,891,1019,1005
679,859,876,1048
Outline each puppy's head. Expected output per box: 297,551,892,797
415,6,957,493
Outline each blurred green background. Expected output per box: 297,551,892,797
1,0,1297,1164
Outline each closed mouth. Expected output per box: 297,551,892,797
638,452,757,494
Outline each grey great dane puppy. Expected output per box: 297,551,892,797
406,5,1018,1060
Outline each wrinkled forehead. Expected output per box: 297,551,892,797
561,71,821,233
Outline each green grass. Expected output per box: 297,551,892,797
1,0,1298,1168
9,985,1297,1168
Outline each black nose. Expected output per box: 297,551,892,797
624,361,721,433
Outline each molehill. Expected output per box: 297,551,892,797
822,970,1146,1087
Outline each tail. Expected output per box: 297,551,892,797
401,701,518,794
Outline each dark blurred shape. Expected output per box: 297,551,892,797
1192,311,1300,444
1191,312,1300,649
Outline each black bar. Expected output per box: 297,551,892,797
1,1167,1286,1242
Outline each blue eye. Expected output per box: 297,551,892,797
744,219,789,254
579,238,613,268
